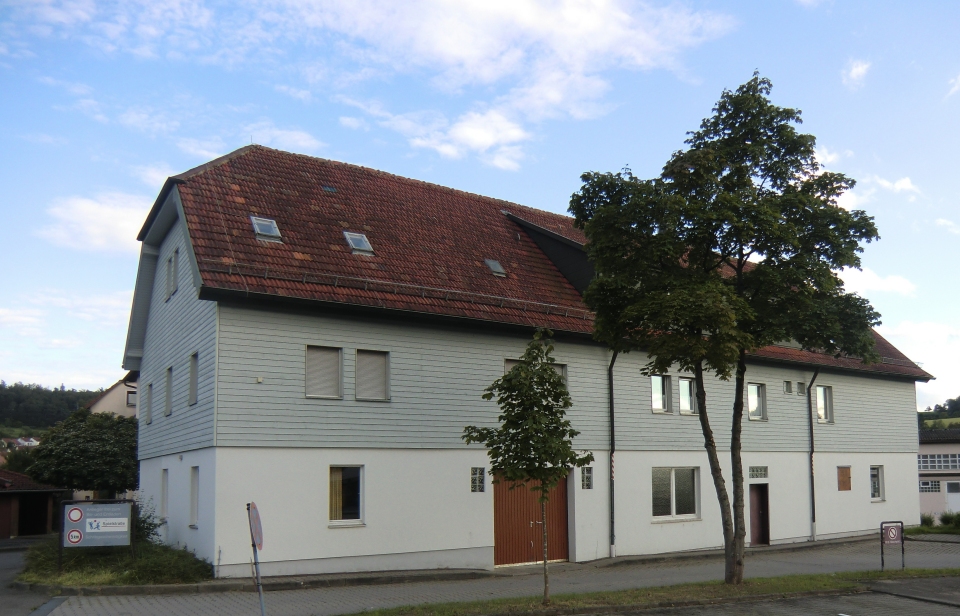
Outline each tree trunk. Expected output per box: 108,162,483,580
541,499,550,605
727,351,748,584
693,361,736,583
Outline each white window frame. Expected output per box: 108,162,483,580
918,453,960,470
582,466,594,490
188,352,199,406
816,385,834,423
651,375,672,413
329,465,365,527
251,216,282,242
652,467,700,521
189,466,199,528
747,383,767,421
678,377,697,415
305,346,343,399
355,350,390,401
870,465,884,501
919,480,940,493
126,390,137,407
164,367,173,417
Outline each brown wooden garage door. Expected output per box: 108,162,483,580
494,477,568,566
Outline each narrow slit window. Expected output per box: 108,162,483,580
164,367,173,416
484,259,506,277
747,383,766,420
343,231,374,255
816,385,834,423
189,466,199,527
188,353,199,406
471,467,485,493
330,466,362,521
165,249,179,300
160,468,169,520
251,216,282,241
145,384,153,424
582,467,594,490
870,465,884,500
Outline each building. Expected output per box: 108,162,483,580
0,470,66,539
123,146,932,577
918,429,960,520
84,372,139,418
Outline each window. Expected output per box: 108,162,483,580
582,467,594,489
749,466,768,479
652,467,698,518
144,384,153,424
188,353,199,406
797,382,806,396
306,346,342,398
160,468,169,520
484,259,506,277
329,466,362,521
471,467,485,493
816,385,833,422
747,383,766,420
165,249,179,300
251,216,282,241
126,390,137,407
356,350,389,400
343,231,374,255
651,375,672,413
948,482,960,494
870,466,884,500
678,377,697,414
918,453,960,470
783,381,792,394
164,367,173,416
919,480,941,493
189,466,199,528
837,466,851,491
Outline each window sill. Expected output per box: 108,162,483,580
328,521,365,529
817,420,834,425
306,395,344,400
652,516,701,524
355,398,391,402
871,498,885,503
679,411,698,416
748,417,768,422
651,410,673,415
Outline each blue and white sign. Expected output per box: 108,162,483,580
62,502,132,548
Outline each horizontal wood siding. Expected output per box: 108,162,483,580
215,306,610,449
138,220,217,458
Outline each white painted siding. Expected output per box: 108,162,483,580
138,219,217,459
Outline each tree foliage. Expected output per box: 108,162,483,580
29,409,138,493
0,381,101,430
1,447,36,474
569,73,880,584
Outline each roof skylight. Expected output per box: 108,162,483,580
344,231,374,255
485,259,506,277
322,185,337,193
251,216,282,242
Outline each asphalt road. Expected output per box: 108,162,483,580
0,550,53,616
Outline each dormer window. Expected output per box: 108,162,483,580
344,231,374,255
484,259,506,277
251,216,282,242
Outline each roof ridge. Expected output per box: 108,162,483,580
174,144,262,182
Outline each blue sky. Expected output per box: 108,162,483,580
1,0,957,409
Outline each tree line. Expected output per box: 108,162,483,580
920,395,960,429
0,381,102,432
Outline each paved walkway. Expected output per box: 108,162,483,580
38,538,960,616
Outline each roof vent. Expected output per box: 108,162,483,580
322,185,337,193
343,231,374,255
485,259,506,277
251,216,282,242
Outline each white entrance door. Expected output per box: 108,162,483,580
947,481,960,512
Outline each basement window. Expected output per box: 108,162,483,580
484,259,506,277
344,231,374,255
251,216,282,242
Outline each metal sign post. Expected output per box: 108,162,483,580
59,500,135,574
247,502,266,616
880,521,904,571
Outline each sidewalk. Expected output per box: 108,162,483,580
39,537,960,616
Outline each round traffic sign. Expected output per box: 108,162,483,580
887,526,899,540
67,507,83,523
67,529,83,544
248,502,263,551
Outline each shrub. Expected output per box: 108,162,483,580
920,513,935,527
939,512,956,526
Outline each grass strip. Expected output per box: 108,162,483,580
343,569,960,616
18,535,213,586
907,526,960,536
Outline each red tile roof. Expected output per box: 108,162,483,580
0,470,62,492
167,146,931,381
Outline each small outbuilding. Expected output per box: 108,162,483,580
919,429,960,520
0,470,66,539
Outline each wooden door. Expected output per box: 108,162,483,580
494,478,568,566
749,483,769,546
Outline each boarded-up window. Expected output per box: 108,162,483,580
837,466,851,491
306,346,342,398
188,353,199,405
329,466,362,520
356,350,388,400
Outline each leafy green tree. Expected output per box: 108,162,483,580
0,381,101,429
30,409,138,495
570,73,879,584
463,329,593,605
1,447,36,474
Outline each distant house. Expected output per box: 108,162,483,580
84,372,139,418
918,429,960,520
0,470,66,539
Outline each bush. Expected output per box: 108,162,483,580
920,513,935,527
939,512,956,526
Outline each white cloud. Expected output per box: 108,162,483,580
177,137,226,159
879,321,960,410
118,107,180,133
339,116,369,130
275,85,312,102
131,163,176,189
62,98,108,123
37,192,152,253
947,73,960,98
936,218,960,235
38,75,92,95
245,120,323,152
836,187,872,211
0,308,44,337
842,59,871,90
874,175,920,193
840,267,916,297
32,290,133,325
21,133,67,145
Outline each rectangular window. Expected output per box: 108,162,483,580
160,468,169,520
948,482,960,494
783,381,792,394
749,466,768,479
126,390,137,407
652,467,698,518
166,249,179,300
678,377,697,414
306,346,342,398
747,383,766,420
918,453,960,470
356,350,389,400
164,367,173,416
189,466,199,527
870,465,884,500
919,480,941,493
188,353,199,406
797,382,806,396
816,385,833,422
329,466,362,521
471,467,485,493
144,384,153,424
837,466,851,491
582,467,594,490
651,375,672,413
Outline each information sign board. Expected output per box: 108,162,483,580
62,502,132,548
